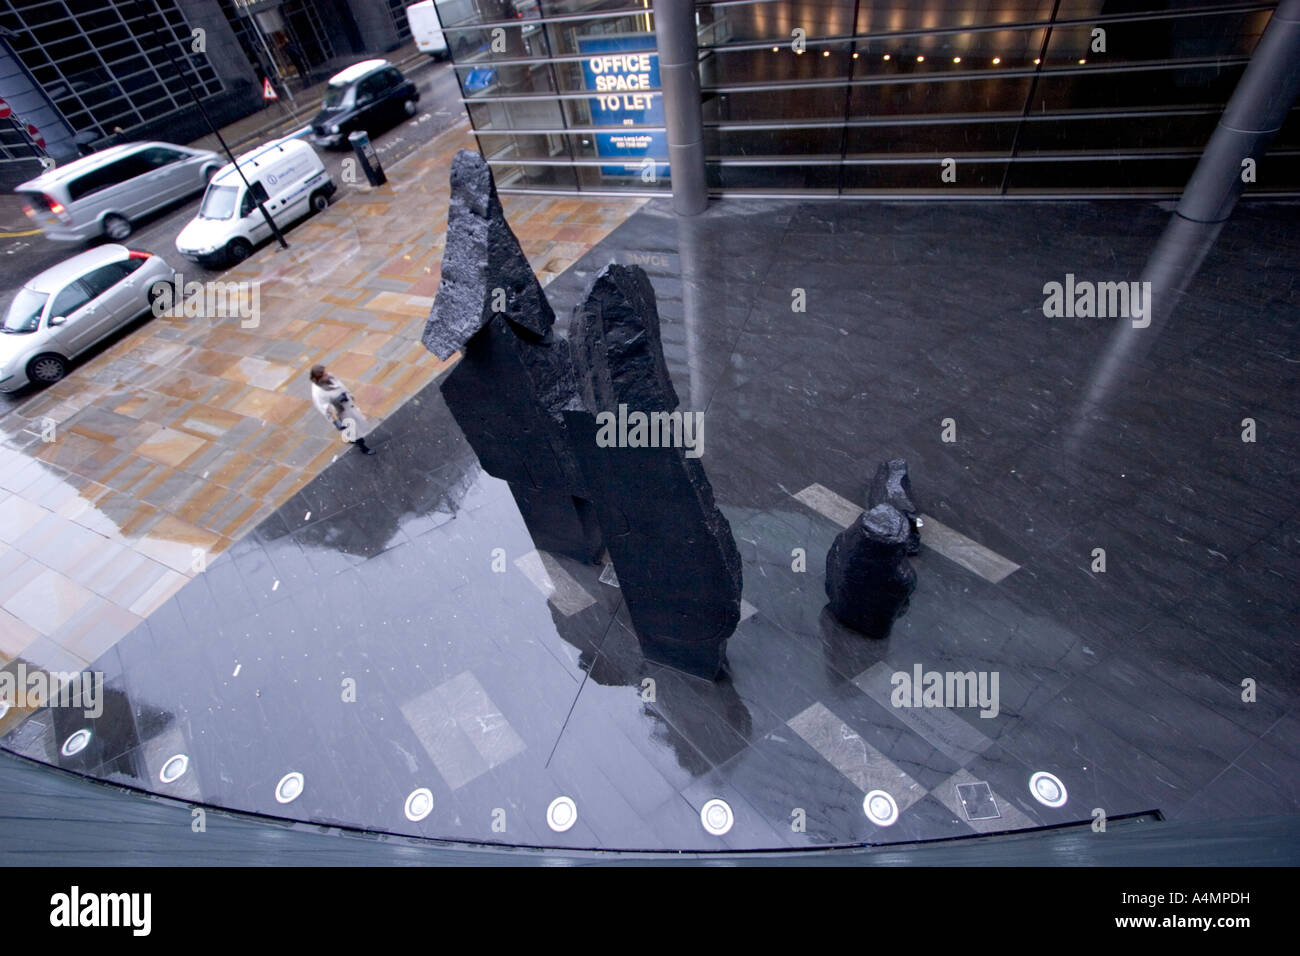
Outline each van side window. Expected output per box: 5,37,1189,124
239,191,256,218
249,181,269,204
50,280,93,318
66,151,153,201
140,147,185,169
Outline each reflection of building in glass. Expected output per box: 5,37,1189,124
442,0,1300,197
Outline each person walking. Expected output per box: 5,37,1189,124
310,364,375,455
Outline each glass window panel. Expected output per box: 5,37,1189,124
844,119,1018,155
575,164,672,190
1017,112,1219,153
703,86,847,123
489,161,581,190
707,161,840,192
1004,156,1199,193
850,76,1033,116
1032,64,1247,113
855,1,1054,35
1044,11,1271,66
467,96,566,131
701,43,852,87
707,125,844,157
696,0,857,45
541,15,656,55
840,159,1007,192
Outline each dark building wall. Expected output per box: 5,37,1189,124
343,0,403,53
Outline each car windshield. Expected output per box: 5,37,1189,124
2,288,48,334
321,85,353,110
199,184,239,220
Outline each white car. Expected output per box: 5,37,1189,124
0,245,175,390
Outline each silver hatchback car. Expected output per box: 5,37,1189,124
0,245,175,390
16,141,222,242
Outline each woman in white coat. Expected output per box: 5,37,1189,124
310,364,375,455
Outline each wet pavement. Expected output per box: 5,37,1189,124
2,195,1297,851
0,119,645,688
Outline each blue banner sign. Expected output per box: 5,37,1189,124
578,34,670,179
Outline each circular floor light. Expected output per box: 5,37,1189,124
1029,771,1068,808
405,788,434,822
863,789,900,826
547,796,577,832
61,729,91,757
700,798,734,835
159,754,189,784
275,771,304,804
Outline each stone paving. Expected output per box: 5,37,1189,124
0,120,645,704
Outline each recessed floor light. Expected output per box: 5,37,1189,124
61,729,91,757
547,796,577,832
275,771,304,803
159,754,189,783
700,798,734,835
1030,771,1068,807
405,788,434,822
864,789,899,825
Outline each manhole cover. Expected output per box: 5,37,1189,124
956,781,1001,821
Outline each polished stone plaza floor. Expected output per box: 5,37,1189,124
2,196,1296,851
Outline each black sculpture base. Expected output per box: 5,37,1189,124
825,503,917,638
868,458,922,556
510,483,604,565
639,631,730,681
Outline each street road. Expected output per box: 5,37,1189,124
0,55,463,414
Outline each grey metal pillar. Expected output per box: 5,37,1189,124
653,0,707,215
1177,0,1300,222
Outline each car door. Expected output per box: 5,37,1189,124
355,73,387,130
137,146,194,206
45,279,99,355
78,261,145,342
240,182,273,242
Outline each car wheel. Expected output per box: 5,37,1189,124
147,278,176,310
310,190,329,213
27,353,68,386
403,99,417,117
202,164,219,184
103,214,132,240
226,237,252,264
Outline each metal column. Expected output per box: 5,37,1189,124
1177,0,1300,223
653,0,707,215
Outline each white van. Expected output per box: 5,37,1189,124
406,1,448,58
175,137,335,267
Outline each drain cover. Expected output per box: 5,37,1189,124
404,788,434,822
547,796,577,832
700,798,734,835
1029,771,1068,807
60,729,92,757
275,771,304,804
956,781,1001,821
159,754,189,783
863,789,899,826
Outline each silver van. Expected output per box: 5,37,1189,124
16,141,223,243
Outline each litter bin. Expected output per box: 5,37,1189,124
347,130,387,187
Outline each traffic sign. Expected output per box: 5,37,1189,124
262,78,278,100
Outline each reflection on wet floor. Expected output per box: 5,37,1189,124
2,196,1297,851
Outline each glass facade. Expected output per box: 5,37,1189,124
444,0,1300,197
0,0,223,141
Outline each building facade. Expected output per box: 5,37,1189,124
441,0,1300,198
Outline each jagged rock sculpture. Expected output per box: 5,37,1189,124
867,458,921,555
825,503,917,637
423,150,602,562
563,264,743,680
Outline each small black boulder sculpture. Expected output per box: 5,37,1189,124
825,503,917,637
867,457,922,555
424,150,602,563
563,264,743,680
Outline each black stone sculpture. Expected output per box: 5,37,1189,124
825,503,917,637
563,264,743,680
867,457,922,555
423,150,602,562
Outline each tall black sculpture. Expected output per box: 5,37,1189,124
563,265,743,680
423,150,602,563
825,503,917,638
